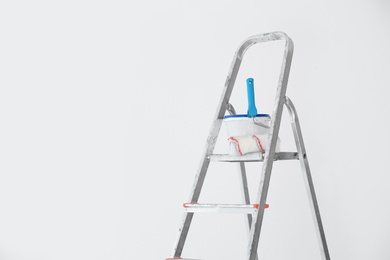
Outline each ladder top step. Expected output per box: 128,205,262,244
208,152,299,162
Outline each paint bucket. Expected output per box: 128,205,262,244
223,114,271,137
223,77,271,137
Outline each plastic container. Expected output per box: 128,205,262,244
223,114,271,137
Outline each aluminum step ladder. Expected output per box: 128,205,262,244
166,31,330,260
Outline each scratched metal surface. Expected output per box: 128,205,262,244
169,32,329,260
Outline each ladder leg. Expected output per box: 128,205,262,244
171,159,210,258
171,114,226,257
237,162,259,260
285,97,331,260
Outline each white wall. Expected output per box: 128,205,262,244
1,1,390,259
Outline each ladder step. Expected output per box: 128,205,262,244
183,203,269,214
166,258,202,260
208,152,299,162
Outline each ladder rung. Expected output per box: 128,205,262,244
183,203,269,214
208,152,299,162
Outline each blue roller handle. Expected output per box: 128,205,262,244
246,78,258,118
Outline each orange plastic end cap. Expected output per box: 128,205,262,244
253,204,269,209
183,202,198,208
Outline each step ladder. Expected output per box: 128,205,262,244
166,31,331,260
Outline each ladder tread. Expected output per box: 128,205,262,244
166,258,202,260
208,151,299,162
183,203,268,214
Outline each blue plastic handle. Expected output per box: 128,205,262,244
246,78,258,117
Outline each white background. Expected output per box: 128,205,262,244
1,1,390,259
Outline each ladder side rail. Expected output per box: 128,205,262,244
285,97,331,260
171,31,294,259
170,39,244,258
247,34,294,260
170,45,243,258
